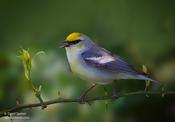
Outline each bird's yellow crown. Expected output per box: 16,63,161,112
66,32,82,42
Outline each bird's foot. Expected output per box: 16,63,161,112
79,94,86,104
79,84,96,104
112,88,118,99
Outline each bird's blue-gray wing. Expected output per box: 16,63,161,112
81,47,137,75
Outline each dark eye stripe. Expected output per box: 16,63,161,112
68,39,81,45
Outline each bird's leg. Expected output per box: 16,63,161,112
103,87,109,96
112,88,117,98
112,82,118,98
79,83,97,104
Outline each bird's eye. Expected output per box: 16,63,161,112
69,39,82,45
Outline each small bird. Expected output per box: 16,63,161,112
60,32,157,102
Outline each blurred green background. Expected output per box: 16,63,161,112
0,0,175,122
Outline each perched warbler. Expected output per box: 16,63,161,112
61,32,157,83
60,32,157,102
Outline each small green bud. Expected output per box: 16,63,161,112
18,49,31,80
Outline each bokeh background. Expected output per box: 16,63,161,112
0,0,175,122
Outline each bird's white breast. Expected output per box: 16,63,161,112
65,46,114,85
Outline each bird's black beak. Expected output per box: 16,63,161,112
59,41,69,48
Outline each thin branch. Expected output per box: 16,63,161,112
1,91,175,118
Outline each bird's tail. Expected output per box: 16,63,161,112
136,74,158,83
